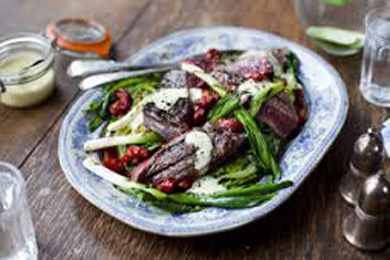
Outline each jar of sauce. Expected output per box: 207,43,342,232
0,33,55,108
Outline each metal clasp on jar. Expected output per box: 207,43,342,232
0,79,5,93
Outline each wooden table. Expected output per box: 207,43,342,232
1,0,390,259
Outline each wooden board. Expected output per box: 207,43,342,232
1,0,390,259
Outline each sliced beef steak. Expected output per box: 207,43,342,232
143,98,194,141
257,92,299,139
131,122,245,193
219,48,289,82
211,69,245,92
203,122,246,164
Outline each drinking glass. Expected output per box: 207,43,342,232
0,162,37,260
360,8,390,107
294,0,388,56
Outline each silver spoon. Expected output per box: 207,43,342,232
79,65,179,90
69,50,244,78
77,50,244,90
68,60,176,77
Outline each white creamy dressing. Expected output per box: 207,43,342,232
237,79,270,95
0,51,54,108
0,51,41,74
189,88,203,102
188,175,226,195
184,130,213,171
142,87,202,111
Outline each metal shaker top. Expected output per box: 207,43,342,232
351,129,384,174
357,173,390,216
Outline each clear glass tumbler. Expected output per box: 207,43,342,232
294,0,389,56
360,8,390,107
0,162,37,260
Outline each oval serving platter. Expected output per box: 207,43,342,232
59,26,348,237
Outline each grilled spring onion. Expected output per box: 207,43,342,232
181,63,228,97
212,181,292,197
248,81,284,117
234,108,282,180
83,131,162,151
208,95,241,122
167,193,276,209
219,162,259,188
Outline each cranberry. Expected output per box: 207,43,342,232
102,148,124,173
109,89,131,116
193,108,206,125
157,179,175,193
218,118,244,132
121,146,149,165
195,90,217,109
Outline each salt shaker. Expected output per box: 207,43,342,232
339,129,385,205
342,172,390,250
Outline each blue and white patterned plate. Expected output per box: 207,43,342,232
59,26,348,237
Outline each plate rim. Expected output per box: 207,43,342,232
59,25,349,237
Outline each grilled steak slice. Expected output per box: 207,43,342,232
257,92,299,139
130,134,196,182
211,69,245,92
224,55,274,81
131,122,245,193
219,48,288,82
202,122,246,164
143,98,194,141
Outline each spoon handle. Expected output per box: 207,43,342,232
68,59,176,77
79,65,177,90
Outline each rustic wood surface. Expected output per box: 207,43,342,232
1,0,390,259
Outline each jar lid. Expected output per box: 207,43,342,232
46,18,113,58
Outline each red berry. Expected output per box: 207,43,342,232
218,118,244,132
194,108,206,125
122,146,149,166
102,149,125,173
109,89,131,116
157,179,175,193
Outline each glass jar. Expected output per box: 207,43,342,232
46,18,115,83
0,33,55,108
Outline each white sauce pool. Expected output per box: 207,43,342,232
188,176,226,195
185,130,213,171
142,88,202,111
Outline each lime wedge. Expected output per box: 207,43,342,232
307,26,365,47
316,34,365,50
